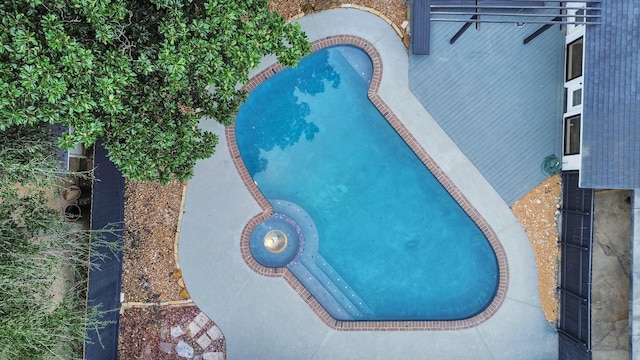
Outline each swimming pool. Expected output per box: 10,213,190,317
234,45,499,321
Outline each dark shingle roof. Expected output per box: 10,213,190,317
580,1,640,189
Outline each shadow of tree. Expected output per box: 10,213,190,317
238,49,340,175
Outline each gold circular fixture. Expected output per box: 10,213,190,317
263,229,288,254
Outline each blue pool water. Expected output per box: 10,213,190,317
235,46,499,321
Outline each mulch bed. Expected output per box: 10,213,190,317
121,180,185,304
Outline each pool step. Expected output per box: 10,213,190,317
289,254,373,320
334,46,373,84
288,263,357,320
312,254,375,318
271,199,373,320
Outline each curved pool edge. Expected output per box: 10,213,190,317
228,35,509,331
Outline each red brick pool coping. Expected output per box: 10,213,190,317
226,35,509,331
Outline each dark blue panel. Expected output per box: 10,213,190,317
559,331,591,359
558,171,594,354
563,171,594,213
412,0,431,55
85,139,125,360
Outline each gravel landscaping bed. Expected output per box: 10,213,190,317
512,174,562,324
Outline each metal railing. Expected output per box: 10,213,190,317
430,1,602,26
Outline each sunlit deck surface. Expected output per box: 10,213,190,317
410,19,564,205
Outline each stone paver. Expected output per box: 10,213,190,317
193,311,211,327
202,352,225,360
196,333,213,349
187,320,202,337
206,326,223,341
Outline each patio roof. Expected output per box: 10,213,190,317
580,1,640,190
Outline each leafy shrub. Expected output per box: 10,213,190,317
0,0,310,183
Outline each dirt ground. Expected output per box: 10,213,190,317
269,0,408,28
511,174,562,324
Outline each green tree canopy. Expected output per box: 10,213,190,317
0,0,310,183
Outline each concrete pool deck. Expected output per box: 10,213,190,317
179,8,558,359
